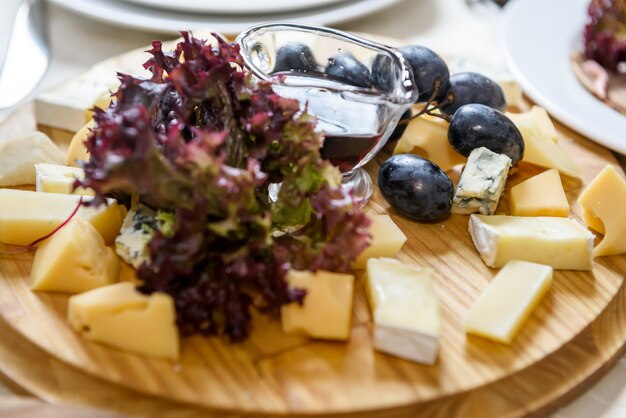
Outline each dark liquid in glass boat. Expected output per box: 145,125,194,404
320,134,382,173
271,71,394,173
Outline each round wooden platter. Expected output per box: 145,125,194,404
0,257,623,418
0,36,626,417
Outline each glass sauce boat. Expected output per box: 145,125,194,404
236,23,417,203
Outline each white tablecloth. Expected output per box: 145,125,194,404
0,0,625,416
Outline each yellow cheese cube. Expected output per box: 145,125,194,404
507,107,581,178
352,214,407,270
281,270,354,341
394,114,466,172
35,163,93,196
578,165,626,256
0,189,123,246
31,218,120,293
464,260,553,344
68,282,179,360
468,215,594,270
66,120,93,167
366,258,440,365
509,169,569,217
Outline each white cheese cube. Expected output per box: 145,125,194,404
35,65,118,132
35,163,93,195
468,214,594,270
366,258,441,365
452,147,511,215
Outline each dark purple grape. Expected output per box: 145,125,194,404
448,103,524,165
372,54,394,92
378,154,454,222
439,72,506,115
398,45,449,102
325,52,372,88
273,43,318,73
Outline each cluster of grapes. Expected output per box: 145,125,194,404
272,42,524,223
377,45,523,222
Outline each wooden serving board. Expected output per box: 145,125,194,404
0,260,623,418
0,35,625,417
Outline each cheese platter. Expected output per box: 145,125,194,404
0,29,625,418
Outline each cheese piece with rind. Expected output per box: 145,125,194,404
366,258,441,365
468,214,594,270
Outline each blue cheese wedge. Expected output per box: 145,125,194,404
115,204,158,269
451,147,512,215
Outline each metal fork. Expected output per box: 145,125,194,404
0,0,49,109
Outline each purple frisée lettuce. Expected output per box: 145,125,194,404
77,32,371,342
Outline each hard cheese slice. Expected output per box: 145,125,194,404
366,258,441,365
0,189,123,246
464,260,553,344
394,114,466,172
509,169,570,217
468,214,594,270
68,282,179,361
31,218,120,293
352,214,407,269
0,132,65,187
281,270,354,341
35,163,93,196
507,107,581,178
578,165,626,256
451,147,511,215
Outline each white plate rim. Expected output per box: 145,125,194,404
119,0,350,16
47,0,407,35
501,0,626,156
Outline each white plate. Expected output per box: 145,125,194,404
120,0,349,15
502,0,626,155
48,0,406,35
